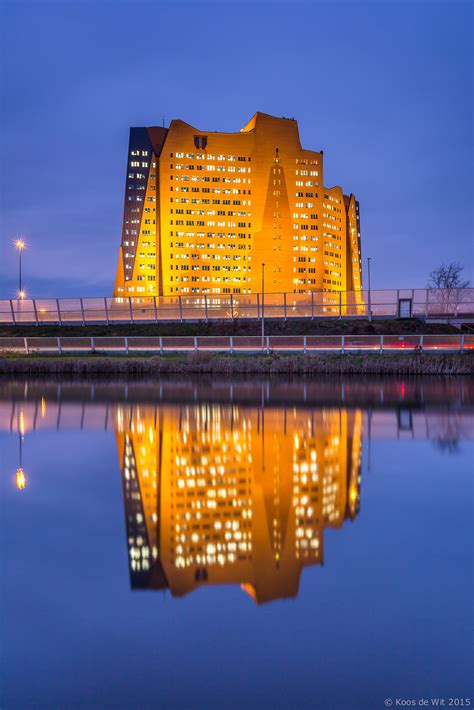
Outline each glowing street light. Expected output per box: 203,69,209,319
16,467,26,490
15,239,26,299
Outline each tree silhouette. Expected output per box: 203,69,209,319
427,263,470,317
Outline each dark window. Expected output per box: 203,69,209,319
194,135,208,150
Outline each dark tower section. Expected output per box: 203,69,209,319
121,128,154,284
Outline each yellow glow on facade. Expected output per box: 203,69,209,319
114,113,362,299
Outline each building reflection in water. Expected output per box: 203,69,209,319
3,377,471,602
115,405,362,604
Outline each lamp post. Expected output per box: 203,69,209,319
367,256,372,322
16,444,26,490
261,263,265,351
16,410,26,490
15,239,26,299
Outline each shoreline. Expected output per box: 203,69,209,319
0,318,460,339
0,352,472,376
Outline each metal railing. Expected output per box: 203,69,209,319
0,334,471,355
0,288,473,326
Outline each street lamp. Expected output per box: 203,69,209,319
16,410,27,490
15,239,26,299
16,466,26,490
367,256,372,322
261,262,265,350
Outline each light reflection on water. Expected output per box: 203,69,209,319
1,377,473,709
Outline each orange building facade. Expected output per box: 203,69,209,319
113,113,362,298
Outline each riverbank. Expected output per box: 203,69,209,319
0,352,472,376
0,318,460,338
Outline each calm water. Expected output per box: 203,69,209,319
1,377,472,710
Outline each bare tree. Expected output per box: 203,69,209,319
428,263,470,290
427,263,470,317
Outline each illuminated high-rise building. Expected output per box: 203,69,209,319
113,113,362,298
115,403,362,603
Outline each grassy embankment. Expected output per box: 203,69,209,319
0,351,471,376
1,319,469,376
0,318,460,338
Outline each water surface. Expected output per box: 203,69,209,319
1,377,472,709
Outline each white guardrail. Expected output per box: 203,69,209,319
0,334,471,355
0,288,473,325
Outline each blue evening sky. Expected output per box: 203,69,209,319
0,0,472,298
